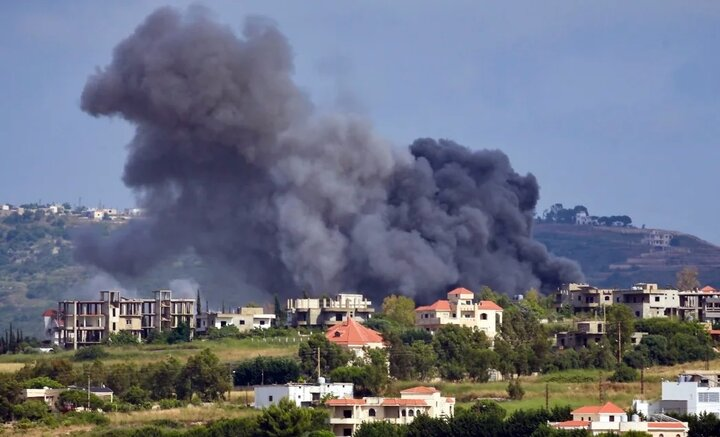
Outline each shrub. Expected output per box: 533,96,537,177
507,379,525,400
610,363,638,382
57,389,105,411
13,400,50,421
74,345,109,361
22,376,64,389
105,331,140,346
123,385,150,406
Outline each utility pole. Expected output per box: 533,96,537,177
617,321,622,364
317,347,321,380
598,370,604,404
640,367,644,395
87,375,91,410
545,383,549,410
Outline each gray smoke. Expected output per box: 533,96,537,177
76,6,582,301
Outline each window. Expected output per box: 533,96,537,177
698,393,719,403
343,429,352,437
220,321,227,327
126,319,132,325
604,296,610,301
409,409,414,417
635,311,640,317
480,313,488,320
343,409,352,418
609,415,615,422
268,396,273,402
260,320,266,325
112,322,116,331
655,296,660,302
240,320,246,325
416,410,421,416
401,410,406,417
112,308,116,317
336,314,343,321
369,408,376,417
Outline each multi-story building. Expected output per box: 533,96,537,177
553,283,614,316
555,320,646,350
327,386,454,437
196,306,276,335
57,289,195,349
678,286,720,323
414,288,503,339
254,379,354,409
614,283,680,319
550,401,688,436
635,371,720,417
286,293,374,328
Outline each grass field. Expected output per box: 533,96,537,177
0,337,299,371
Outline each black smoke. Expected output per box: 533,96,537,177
76,6,582,301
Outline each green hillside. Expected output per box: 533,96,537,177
534,223,720,288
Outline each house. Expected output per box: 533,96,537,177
642,230,674,249
57,289,195,349
286,293,374,328
553,283,614,316
24,388,63,409
254,379,354,409
196,306,276,335
636,371,720,417
326,317,384,359
327,386,454,437
550,401,688,436
615,283,680,319
555,320,646,350
414,287,503,339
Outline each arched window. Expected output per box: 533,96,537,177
368,408,376,417
409,410,414,417
480,313,488,320
401,410,406,417
416,409,421,416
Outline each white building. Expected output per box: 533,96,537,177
254,380,354,409
196,307,275,334
286,293,374,328
550,401,688,436
327,386,455,437
635,371,720,417
415,288,503,339
615,283,680,319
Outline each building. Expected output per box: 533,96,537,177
678,287,720,323
414,287,503,339
254,379,354,409
637,371,720,417
196,306,276,335
556,320,646,350
615,283,680,319
24,386,114,409
57,289,195,349
553,283,614,316
42,309,61,345
286,293,374,328
550,401,688,436
642,230,674,249
326,317,384,359
327,386,454,437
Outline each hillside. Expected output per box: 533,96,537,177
534,223,720,287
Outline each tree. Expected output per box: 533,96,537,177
610,363,638,382
432,325,492,381
22,376,64,389
255,398,329,437
12,400,50,421
507,379,525,400
167,321,192,344
356,421,408,437
74,345,109,361
274,294,286,327
57,390,104,411
0,373,22,421
298,333,352,378
470,399,507,421
381,295,416,328
677,266,700,291
234,356,300,386
177,349,230,401
105,331,139,345
123,385,150,406
605,304,634,363
141,356,183,400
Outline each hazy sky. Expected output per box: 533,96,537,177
1,1,719,242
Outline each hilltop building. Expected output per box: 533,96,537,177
196,306,275,335
286,293,374,328
414,287,503,338
550,401,688,436
326,317,384,359
57,289,195,349
327,386,454,437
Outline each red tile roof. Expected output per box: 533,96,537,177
448,287,474,296
400,386,438,394
701,285,717,293
325,398,366,406
381,398,428,406
647,422,688,429
553,420,590,428
42,309,57,317
478,300,503,311
415,300,451,312
572,402,625,415
326,317,384,346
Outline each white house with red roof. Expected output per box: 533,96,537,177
415,287,503,339
326,317,384,359
550,401,688,436
327,386,454,437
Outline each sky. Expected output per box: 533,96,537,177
1,1,720,242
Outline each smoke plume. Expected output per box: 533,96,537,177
76,6,582,300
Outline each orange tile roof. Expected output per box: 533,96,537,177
478,300,503,311
325,398,366,406
415,300,452,312
400,386,439,394
572,402,625,415
553,420,590,428
647,422,687,429
448,287,474,296
326,317,384,346
381,398,428,406
701,285,717,293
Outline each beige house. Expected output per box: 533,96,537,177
414,288,503,339
327,386,454,436
196,306,276,334
286,293,374,328
58,290,195,348
550,401,688,436
615,283,680,319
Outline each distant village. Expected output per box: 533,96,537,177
0,202,143,222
